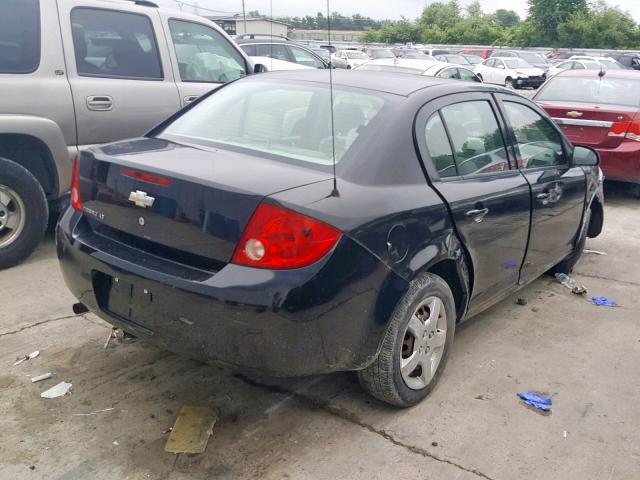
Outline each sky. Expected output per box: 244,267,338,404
157,0,640,21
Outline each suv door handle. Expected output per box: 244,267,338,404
466,208,489,223
536,192,551,200
86,96,113,111
183,95,199,105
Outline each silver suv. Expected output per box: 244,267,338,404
0,0,255,268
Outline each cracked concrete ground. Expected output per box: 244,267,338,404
1,185,639,480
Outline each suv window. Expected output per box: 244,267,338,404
169,20,246,83
254,44,290,61
440,101,509,176
290,46,324,68
0,0,40,74
503,102,566,168
71,8,162,80
425,113,456,178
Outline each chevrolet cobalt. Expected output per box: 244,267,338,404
57,71,603,407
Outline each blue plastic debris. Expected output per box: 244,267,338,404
591,297,618,307
517,392,552,412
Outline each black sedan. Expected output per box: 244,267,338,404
57,71,603,407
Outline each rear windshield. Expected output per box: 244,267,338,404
370,50,394,59
161,80,386,166
537,77,640,107
0,0,40,74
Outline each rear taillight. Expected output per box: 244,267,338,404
231,203,341,270
121,167,172,186
70,156,82,212
608,120,640,142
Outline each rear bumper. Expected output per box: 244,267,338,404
56,210,407,376
597,142,640,184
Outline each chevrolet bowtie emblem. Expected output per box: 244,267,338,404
128,190,155,208
567,111,583,118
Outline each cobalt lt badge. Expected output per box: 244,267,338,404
128,190,155,208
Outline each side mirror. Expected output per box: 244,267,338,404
254,63,267,74
572,145,600,166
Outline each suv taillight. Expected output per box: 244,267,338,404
231,202,341,270
608,120,640,142
70,156,82,212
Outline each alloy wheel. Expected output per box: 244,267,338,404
0,185,26,249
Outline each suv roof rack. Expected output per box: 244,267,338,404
236,34,291,41
122,0,159,7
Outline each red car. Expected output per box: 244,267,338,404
534,70,640,186
460,48,493,59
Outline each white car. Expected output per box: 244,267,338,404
355,58,481,82
546,57,625,77
333,50,370,69
250,56,313,72
568,56,626,70
474,57,546,89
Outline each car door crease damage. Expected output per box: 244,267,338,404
56,70,603,406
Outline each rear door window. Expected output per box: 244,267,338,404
71,8,163,79
437,67,459,80
0,0,40,73
503,102,566,168
289,46,325,68
458,68,481,82
169,19,246,83
440,101,510,176
425,113,457,178
255,43,290,61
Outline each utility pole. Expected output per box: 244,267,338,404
242,0,247,35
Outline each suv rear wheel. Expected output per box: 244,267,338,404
358,273,456,407
0,157,48,269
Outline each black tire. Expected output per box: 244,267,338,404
505,77,515,89
358,273,456,407
550,208,591,275
0,157,48,269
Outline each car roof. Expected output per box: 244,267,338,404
252,70,447,96
248,70,501,97
366,58,438,69
554,69,640,79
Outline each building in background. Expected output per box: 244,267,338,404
206,16,288,37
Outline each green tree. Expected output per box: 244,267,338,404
527,0,588,44
419,1,462,29
493,9,521,28
557,1,639,48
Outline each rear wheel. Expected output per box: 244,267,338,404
358,273,456,407
0,157,48,269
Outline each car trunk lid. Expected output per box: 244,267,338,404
538,101,639,148
77,138,332,268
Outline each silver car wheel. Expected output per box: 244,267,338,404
400,296,447,390
0,185,27,248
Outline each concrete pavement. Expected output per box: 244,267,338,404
0,185,638,480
